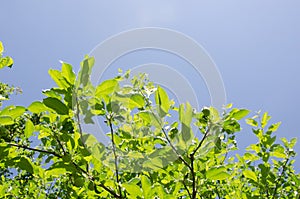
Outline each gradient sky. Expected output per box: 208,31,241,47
1,1,299,167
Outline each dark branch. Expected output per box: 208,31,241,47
108,117,122,198
8,143,62,158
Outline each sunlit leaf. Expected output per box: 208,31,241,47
141,175,151,198
155,86,171,117
206,166,230,180
28,101,48,113
129,94,145,109
246,118,258,127
95,79,118,97
48,69,69,89
243,170,257,182
61,62,76,85
232,109,250,120
122,183,142,198
24,120,34,138
0,116,14,125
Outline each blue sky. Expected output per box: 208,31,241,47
1,1,300,167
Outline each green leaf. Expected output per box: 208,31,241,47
78,56,94,87
0,116,14,125
123,183,142,198
43,97,69,115
267,122,281,133
232,109,250,120
271,151,286,159
61,62,76,85
46,167,68,178
0,106,26,119
28,101,48,113
0,56,14,69
129,94,145,109
138,111,161,127
290,137,297,148
261,112,271,128
179,103,193,143
0,41,3,54
25,120,34,138
209,107,220,122
155,86,171,117
179,102,193,126
82,133,98,148
246,118,258,127
143,157,164,169
48,69,69,89
95,79,118,97
17,156,34,174
206,166,230,180
243,170,257,182
141,175,151,198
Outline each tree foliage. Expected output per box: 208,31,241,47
0,41,299,198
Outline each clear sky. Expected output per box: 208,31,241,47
1,1,299,167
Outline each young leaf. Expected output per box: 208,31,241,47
0,116,14,125
0,57,14,69
28,101,48,113
48,69,70,89
129,94,145,109
0,106,26,119
246,118,258,127
155,86,171,117
141,175,151,198
95,79,118,97
243,170,257,182
24,120,34,138
261,112,271,128
232,109,250,120
0,41,3,54
61,62,76,85
78,56,94,87
122,183,143,198
206,166,230,180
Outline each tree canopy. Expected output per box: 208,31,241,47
0,41,299,198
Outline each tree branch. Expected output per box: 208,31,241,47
8,142,121,198
108,117,122,198
8,143,63,158
138,88,192,171
191,126,210,157
272,157,289,199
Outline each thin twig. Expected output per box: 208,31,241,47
191,126,210,157
138,88,192,170
8,143,62,158
190,154,197,198
8,142,121,198
108,117,122,197
182,177,192,199
272,157,289,199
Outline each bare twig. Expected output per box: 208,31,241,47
8,143,62,158
108,117,122,197
182,177,192,199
